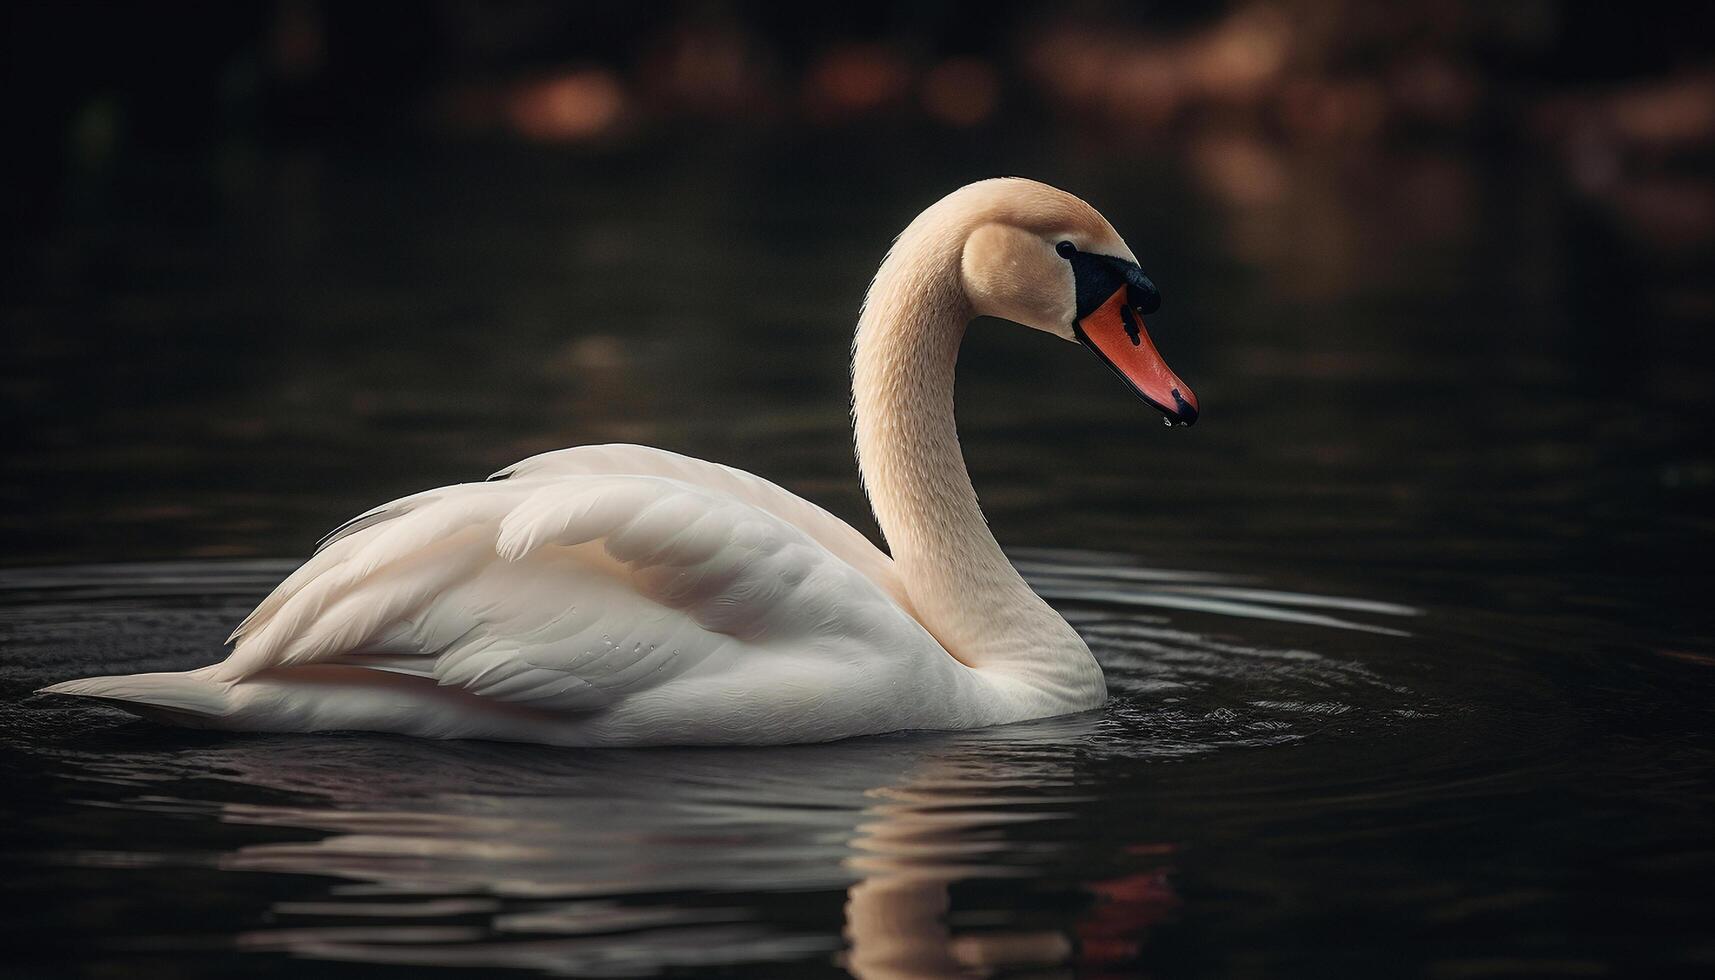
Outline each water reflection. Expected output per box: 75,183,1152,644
73,718,1109,975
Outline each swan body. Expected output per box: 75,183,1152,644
43,178,1198,746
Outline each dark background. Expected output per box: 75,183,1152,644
2,4,1713,978
3,1,1713,570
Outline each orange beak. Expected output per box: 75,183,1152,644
1075,285,1198,426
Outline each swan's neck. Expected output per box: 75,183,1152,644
851,222,1103,706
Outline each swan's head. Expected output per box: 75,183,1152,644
954,178,1198,426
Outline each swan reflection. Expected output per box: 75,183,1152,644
68,712,1176,976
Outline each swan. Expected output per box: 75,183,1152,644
41,177,1198,746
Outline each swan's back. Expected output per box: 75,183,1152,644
231,445,909,654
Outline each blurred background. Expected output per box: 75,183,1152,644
4,4,1715,978
3,0,1712,575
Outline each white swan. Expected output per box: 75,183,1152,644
42,177,1198,746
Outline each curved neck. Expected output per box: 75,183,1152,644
850,218,1102,704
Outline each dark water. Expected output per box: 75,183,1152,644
3,132,1712,977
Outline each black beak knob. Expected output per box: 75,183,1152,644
1124,266,1161,315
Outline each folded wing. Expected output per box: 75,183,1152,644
216,446,929,717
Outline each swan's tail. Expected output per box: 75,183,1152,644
37,667,233,727
37,664,593,743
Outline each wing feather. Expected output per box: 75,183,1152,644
217,448,929,717
490,445,904,607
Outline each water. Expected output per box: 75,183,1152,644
3,132,1712,976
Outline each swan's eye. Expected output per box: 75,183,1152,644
1056,240,1077,259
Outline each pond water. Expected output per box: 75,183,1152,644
3,132,1712,977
